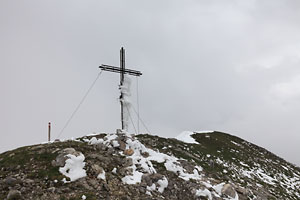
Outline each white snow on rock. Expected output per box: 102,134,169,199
97,170,106,180
175,131,199,144
147,183,156,191
196,188,212,200
85,132,204,185
195,130,214,134
112,167,117,174
157,176,168,193
59,153,87,182
121,137,203,184
81,195,87,200
121,169,144,184
224,192,239,200
145,177,168,194
112,140,120,147
213,182,225,195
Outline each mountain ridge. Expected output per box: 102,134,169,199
0,131,299,199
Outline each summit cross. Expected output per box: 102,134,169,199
99,47,142,131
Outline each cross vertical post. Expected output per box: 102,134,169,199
120,47,125,130
99,47,142,131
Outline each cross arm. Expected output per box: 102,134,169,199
99,64,142,76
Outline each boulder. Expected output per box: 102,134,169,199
124,149,134,156
118,140,126,151
7,189,22,200
4,177,18,186
51,148,81,167
91,164,104,175
221,184,236,198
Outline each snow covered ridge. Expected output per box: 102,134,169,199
80,132,244,199
85,133,204,183
2,130,300,199
175,130,214,144
55,131,300,199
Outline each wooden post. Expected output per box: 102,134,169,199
48,122,51,142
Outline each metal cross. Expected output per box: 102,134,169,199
99,47,142,130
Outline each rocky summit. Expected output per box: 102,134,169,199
0,131,300,200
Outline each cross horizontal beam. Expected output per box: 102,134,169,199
99,64,142,76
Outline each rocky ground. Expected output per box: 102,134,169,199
0,131,300,200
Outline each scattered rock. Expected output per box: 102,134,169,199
7,189,22,200
5,177,18,186
141,151,149,158
91,164,104,175
51,148,81,167
118,140,126,151
124,149,134,156
77,178,94,190
24,179,34,185
221,184,236,198
47,187,56,193
123,158,133,167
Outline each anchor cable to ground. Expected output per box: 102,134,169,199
56,70,103,139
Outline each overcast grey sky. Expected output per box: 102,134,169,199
1,0,300,166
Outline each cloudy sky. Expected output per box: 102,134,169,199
1,0,300,166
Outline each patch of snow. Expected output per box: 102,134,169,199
112,167,117,174
112,140,120,147
97,170,106,180
89,137,103,145
122,169,144,184
207,154,211,158
85,132,204,186
256,168,276,185
175,131,199,144
231,141,240,146
282,165,289,171
82,195,86,200
147,183,156,191
195,130,214,134
195,165,203,172
157,176,168,193
202,181,213,188
241,169,252,178
213,182,225,195
196,188,212,200
121,136,203,184
59,153,87,182
224,191,239,200
240,161,249,167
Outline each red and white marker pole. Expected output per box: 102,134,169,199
48,122,51,142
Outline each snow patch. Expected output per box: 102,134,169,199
112,167,117,174
97,170,106,180
59,153,87,182
175,131,199,144
157,176,168,193
196,188,212,200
